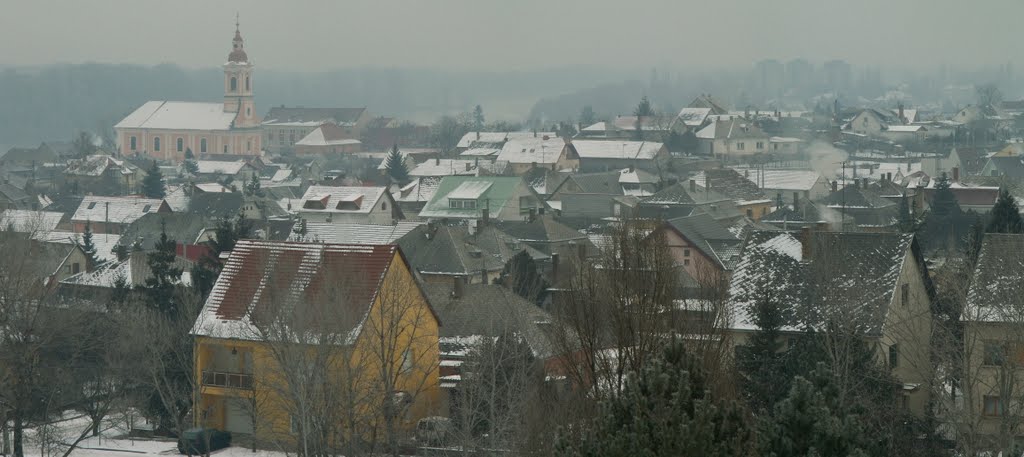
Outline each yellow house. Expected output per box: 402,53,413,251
190,240,440,451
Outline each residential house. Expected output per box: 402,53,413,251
819,181,899,230
637,180,740,221
408,158,505,178
418,176,548,222
961,234,1024,447
690,169,773,221
727,230,934,417
760,198,831,231
71,196,171,234
194,160,260,184
845,108,903,137
1,142,60,168
920,179,999,214
422,281,566,409
496,136,578,175
287,185,402,225
291,221,422,244
293,124,363,155
0,181,36,211
64,154,140,195
391,178,440,219
657,213,743,286
673,107,714,132
733,167,832,202
190,240,440,440
577,116,678,141
491,214,592,257
360,117,431,150
571,140,669,173
696,118,772,159
397,222,544,285
0,209,63,234
261,106,370,154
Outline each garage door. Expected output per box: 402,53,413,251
225,399,254,435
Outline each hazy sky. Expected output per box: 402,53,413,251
1,0,1021,71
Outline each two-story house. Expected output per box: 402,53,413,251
71,196,172,234
190,240,441,443
418,176,548,223
695,118,771,159
287,185,402,225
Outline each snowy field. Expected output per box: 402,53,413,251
16,413,288,457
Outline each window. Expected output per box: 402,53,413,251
984,342,1007,366
684,249,691,257
449,199,477,210
246,107,251,117
87,202,97,210
142,204,152,213
230,76,237,92
401,349,413,373
72,263,80,274
984,396,1006,416
888,344,898,368
736,142,745,151
901,283,909,306
382,202,387,210
746,209,753,218
176,138,183,152
130,136,137,150
245,76,250,91
290,415,300,434
683,259,690,266
756,141,764,149
153,137,161,152
224,145,228,153
200,138,207,153
247,140,252,152
862,117,868,126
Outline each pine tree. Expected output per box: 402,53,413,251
987,188,1024,233
500,251,549,304
929,172,960,221
80,219,99,267
759,365,871,457
183,159,199,176
192,214,253,298
244,173,262,197
558,339,755,457
473,104,485,131
737,294,788,413
141,161,165,199
633,96,655,141
145,219,183,316
385,144,410,184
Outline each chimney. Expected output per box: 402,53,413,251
861,178,868,189
887,172,892,182
907,161,911,171
953,167,960,182
689,179,696,192
831,180,838,193
452,276,465,299
551,252,560,285
628,164,634,173
800,226,812,260
898,103,905,122
475,131,480,140
425,221,437,240
435,157,440,166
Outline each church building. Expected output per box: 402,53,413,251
115,20,261,161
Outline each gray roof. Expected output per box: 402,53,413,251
666,213,742,269
690,169,771,203
117,213,212,250
423,282,561,359
966,234,1024,322
397,224,543,276
728,230,918,335
984,156,1024,179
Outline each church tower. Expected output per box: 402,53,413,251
224,15,257,128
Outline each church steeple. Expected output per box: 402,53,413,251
223,14,257,129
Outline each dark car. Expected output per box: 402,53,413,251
177,427,232,455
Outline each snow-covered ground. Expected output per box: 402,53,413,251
17,412,288,457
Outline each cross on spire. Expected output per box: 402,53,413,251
235,12,240,32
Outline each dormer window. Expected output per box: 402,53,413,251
87,202,97,210
449,199,477,210
142,204,152,213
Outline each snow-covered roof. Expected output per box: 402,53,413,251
580,122,606,132
71,196,168,225
459,148,502,157
966,234,1024,322
114,101,236,131
769,136,803,143
65,154,134,177
293,185,387,214
295,127,363,147
496,136,566,165
409,159,497,177
886,125,926,133
36,230,121,263
448,181,492,199
571,140,664,160
194,182,234,193
0,210,63,233
732,168,823,191
676,107,712,126
195,160,248,175
456,132,513,149
297,221,422,244
392,178,440,203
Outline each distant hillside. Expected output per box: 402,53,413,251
0,63,636,148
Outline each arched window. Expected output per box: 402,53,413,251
176,138,183,152
130,136,137,150
246,107,251,117
247,140,252,152
230,77,237,92
200,138,207,153
153,137,161,152
245,76,250,91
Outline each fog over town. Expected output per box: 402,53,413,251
1,1,1024,456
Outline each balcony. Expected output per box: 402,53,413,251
201,370,253,390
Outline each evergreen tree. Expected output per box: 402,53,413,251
80,219,99,267
72,131,97,158
112,243,129,262
144,219,182,316
473,104,485,131
385,144,410,184
987,188,1024,233
737,294,789,413
183,159,199,176
500,251,549,304
244,173,263,197
192,214,253,298
759,365,871,457
141,161,165,199
633,96,655,141
558,340,755,457
929,172,960,221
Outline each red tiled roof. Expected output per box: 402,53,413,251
207,240,397,330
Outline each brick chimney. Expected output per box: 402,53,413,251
800,226,812,260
